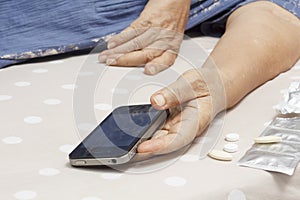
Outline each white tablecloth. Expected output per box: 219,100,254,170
1,37,300,200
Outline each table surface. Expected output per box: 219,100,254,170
1,36,300,200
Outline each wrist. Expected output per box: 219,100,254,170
198,60,228,115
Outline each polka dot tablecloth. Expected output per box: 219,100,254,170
1,37,300,200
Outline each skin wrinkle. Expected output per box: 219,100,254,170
182,70,210,98
142,0,190,31
99,0,190,74
213,2,300,109
101,0,300,156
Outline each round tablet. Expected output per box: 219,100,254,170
223,143,238,153
208,149,233,161
225,133,240,142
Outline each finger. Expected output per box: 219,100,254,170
106,48,164,67
144,51,177,75
99,28,179,63
137,133,177,153
152,130,169,139
138,103,201,154
163,114,182,130
130,152,154,163
102,54,124,65
107,25,149,49
161,108,183,130
138,98,213,154
98,36,164,64
100,28,160,57
150,69,210,110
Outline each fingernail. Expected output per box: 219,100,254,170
147,66,156,75
106,59,116,66
153,94,165,106
145,65,156,75
98,55,107,63
107,42,116,49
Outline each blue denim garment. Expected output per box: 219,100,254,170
1,0,299,68
188,0,300,35
0,0,148,67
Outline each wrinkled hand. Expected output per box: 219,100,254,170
98,0,191,75
136,68,226,155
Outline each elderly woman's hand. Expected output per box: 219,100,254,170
136,67,226,155
98,0,191,75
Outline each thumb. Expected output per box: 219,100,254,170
150,69,210,110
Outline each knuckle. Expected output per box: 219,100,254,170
130,21,149,35
132,27,140,37
120,54,133,65
139,20,152,27
162,86,179,107
132,38,144,50
182,70,209,97
145,51,156,62
165,53,177,66
112,32,127,43
116,34,128,42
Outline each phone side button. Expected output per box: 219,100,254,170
75,160,86,165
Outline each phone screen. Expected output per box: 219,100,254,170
69,104,163,159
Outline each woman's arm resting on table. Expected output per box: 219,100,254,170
98,0,191,75
137,1,300,154
212,1,300,108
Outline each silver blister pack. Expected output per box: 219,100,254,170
238,117,300,175
238,149,299,176
252,142,300,156
270,117,300,131
262,127,300,143
275,82,300,114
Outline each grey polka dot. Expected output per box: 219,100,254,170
14,190,37,200
2,136,22,144
14,82,31,87
32,68,48,73
227,189,246,200
61,84,77,90
44,99,61,105
164,176,187,187
38,168,60,176
94,103,112,111
0,95,12,101
24,116,43,124
48,60,64,64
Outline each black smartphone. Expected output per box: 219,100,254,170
69,104,169,166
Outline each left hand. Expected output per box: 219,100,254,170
98,0,191,75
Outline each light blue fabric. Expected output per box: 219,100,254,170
0,0,148,67
1,0,299,68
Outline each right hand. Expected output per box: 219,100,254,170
136,68,226,155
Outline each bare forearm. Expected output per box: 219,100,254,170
205,2,300,110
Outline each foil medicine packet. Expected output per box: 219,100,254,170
270,116,300,131
261,126,300,143
275,82,300,114
238,116,300,175
239,149,299,175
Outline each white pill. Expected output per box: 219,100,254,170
223,143,238,153
208,150,233,161
225,133,240,142
254,136,282,144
